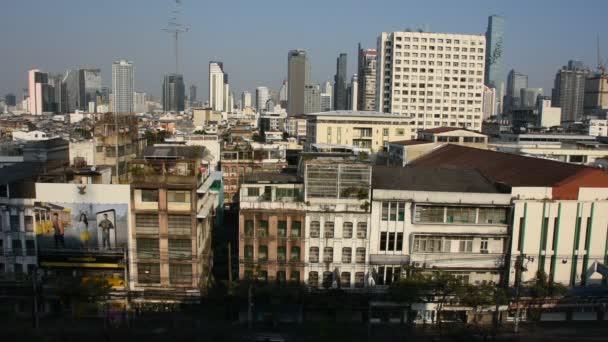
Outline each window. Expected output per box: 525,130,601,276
480,238,489,254
413,236,443,252
25,240,35,256
308,271,319,287
10,215,19,231
389,204,397,221
323,247,333,263
324,222,334,238
169,264,192,285
396,233,403,251
247,188,260,197
397,203,405,221
310,221,320,238
355,272,365,288
168,215,191,235
258,220,268,237
446,207,476,223
138,263,160,284
290,271,300,282
258,245,268,261
357,222,367,239
276,188,299,199
244,245,253,260
141,189,159,202
322,271,333,288
309,247,319,263
342,247,352,263
291,221,302,237
276,271,286,282
168,239,191,259
258,270,268,282
167,190,190,203
458,238,473,252
340,272,351,288
277,220,287,237
136,214,159,234
137,238,159,258
478,208,508,224
383,128,389,136
277,246,286,261
356,248,366,263
414,205,444,223
388,233,396,251
380,232,387,251
381,202,389,221
290,246,300,262
24,216,33,232
244,220,254,237
343,222,353,238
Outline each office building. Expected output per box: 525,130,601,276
80,68,102,111
279,80,288,108
287,49,310,115
505,70,528,112
209,61,225,112
304,85,321,114
134,92,147,113
242,91,252,109
28,69,54,115
162,74,185,112
190,84,197,103
584,73,608,114
320,93,332,112
357,44,377,111
334,53,348,110
256,86,269,113
223,78,231,113
4,94,16,107
482,85,496,119
112,59,135,114
376,31,486,131
484,15,505,114
350,74,358,111
537,99,562,128
520,87,543,109
552,60,588,122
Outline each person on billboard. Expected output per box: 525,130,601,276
52,212,65,248
98,213,114,249
77,213,90,248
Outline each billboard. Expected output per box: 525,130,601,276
34,183,131,252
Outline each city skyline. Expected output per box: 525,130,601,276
1,0,608,102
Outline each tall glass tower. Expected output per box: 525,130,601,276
485,15,505,114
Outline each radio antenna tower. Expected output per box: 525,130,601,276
163,0,189,74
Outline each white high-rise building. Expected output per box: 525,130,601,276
134,92,147,113
279,80,288,103
242,91,252,109
28,69,51,115
377,31,486,132
256,86,269,113
209,61,225,112
482,85,496,119
323,80,333,97
112,59,134,113
223,82,231,112
351,74,358,111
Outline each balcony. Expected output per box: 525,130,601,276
131,160,199,186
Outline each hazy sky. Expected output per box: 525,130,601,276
2,0,608,102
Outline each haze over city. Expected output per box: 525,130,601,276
1,0,608,98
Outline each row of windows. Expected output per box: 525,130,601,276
134,214,192,235
308,271,365,288
243,269,301,282
243,245,301,262
139,189,190,203
309,221,367,239
392,36,483,46
394,56,484,67
137,263,191,285
0,214,33,232
309,246,365,264
0,239,36,255
243,219,302,238
379,232,404,252
414,205,508,225
136,238,192,259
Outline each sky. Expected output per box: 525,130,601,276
1,0,608,102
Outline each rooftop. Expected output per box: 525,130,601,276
388,139,433,146
243,171,300,184
142,145,208,160
306,110,411,119
373,166,504,193
410,144,604,187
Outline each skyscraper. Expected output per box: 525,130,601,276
256,86,269,113
320,93,332,112
505,70,528,112
350,74,358,111
134,92,147,113
520,88,543,109
333,53,347,110
80,68,102,111
357,44,377,111
287,49,309,115
552,61,588,122
304,85,321,114
190,84,197,103
112,59,135,113
28,69,54,114
48,73,66,113
209,61,225,112
242,91,252,109
223,75,231,112
279,80,288,108
4,94,16,107
162,73,185,112
485,15,505,114
584,73,608,114
377,31,486,133
482,85,496,119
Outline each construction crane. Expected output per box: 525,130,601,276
163,0,189,74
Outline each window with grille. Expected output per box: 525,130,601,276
277,221,287,237
340,272,351,288
247,187,260,197
244,220,254,236
446,207,476,223
168,190,190,203
138,263,160,284
141,189,159,202
342,247,352,263
169,264,192,285
478,208,507,224
136,214,159,234
309,247,319,263
258,220,269,237
168,239,192,259
290,246,300,262
356,248,366,263
310,221,320,238
357,222,367,239
308,271,319,287
277,246,286,261
258,245,268,261
323,247,333,263
343,222,353,238
137,238,159,259
414,205,444,223
324,222,334,238
322,271,333,288
168,215,191,235
291,221,301,237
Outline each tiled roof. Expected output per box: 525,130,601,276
409,144,599,187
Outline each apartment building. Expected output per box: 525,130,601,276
302,158,372,289
129,146,217,301
221,142,287,208
305,111,413,153
370,167,511,286
238,172,306,282
377,31,486,131
410,144,608,286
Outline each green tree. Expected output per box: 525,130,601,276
388,270,428,325
523,271,567,322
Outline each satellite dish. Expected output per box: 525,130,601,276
91,166,96,172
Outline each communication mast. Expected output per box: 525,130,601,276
597,34,606,75
163,0,189,74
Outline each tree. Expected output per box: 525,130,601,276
388,270,428,325
522,271,567,322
